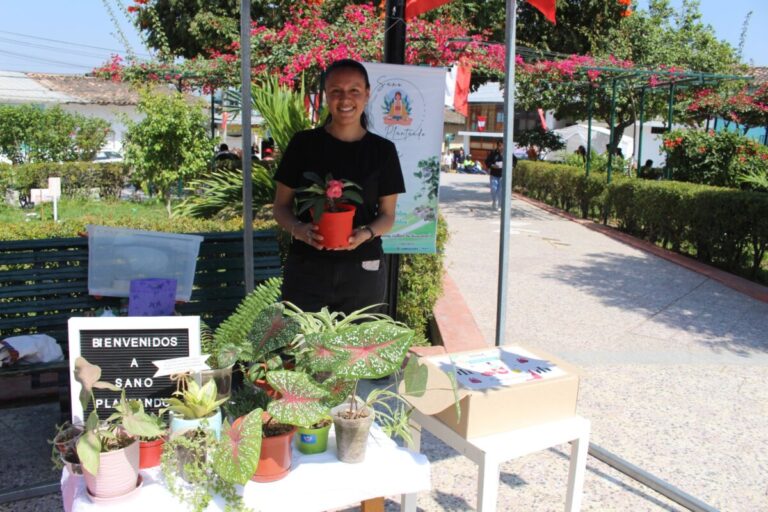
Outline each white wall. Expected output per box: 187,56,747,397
61,104,143,152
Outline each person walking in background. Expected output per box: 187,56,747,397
485,140,504,210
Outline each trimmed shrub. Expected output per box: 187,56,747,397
0,161,129,199
513,160,768,281
396,214,448,347
661,129,768,188
0,215,276,241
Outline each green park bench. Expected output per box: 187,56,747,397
0,230,282,421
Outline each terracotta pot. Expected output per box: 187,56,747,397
331,402,374,464
83,439,140,499
139,438,165,469
253,424,296,482
252,378,281,399
314,204,356,249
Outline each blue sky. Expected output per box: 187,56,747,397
0,1,765,74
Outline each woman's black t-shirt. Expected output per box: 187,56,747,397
274,127,406,260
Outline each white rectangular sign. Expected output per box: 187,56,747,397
363,62,445,254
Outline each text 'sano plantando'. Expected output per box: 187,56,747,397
73,357,164,476
296,172,362,223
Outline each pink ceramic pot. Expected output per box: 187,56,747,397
83,439,140,499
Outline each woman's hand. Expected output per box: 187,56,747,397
337,227,374,250
293,222,325,249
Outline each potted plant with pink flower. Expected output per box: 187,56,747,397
296,172,362,248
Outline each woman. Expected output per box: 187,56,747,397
272,59,406,315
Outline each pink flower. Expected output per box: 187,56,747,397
326,180,344,199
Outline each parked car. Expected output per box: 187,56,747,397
93,151,123,163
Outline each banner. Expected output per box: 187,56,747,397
363,63,445,254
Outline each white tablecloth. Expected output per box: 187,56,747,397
63,425,431,512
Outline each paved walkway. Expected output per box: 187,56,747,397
414,172,768,511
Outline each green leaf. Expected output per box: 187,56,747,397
402,357,429,398
318,321,414,380
77,430,102,475
122,412,165,439
266,370,330,427
302,172,324,186
213,410,263,485
242,304,301,362
342,190,363,204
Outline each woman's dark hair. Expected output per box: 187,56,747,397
322,59,370,129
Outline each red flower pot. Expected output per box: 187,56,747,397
252,425,296,483
139,438,165,469
315,204,356,249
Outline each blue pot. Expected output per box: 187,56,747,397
169,409,222,439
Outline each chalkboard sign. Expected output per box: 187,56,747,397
68,316,201,422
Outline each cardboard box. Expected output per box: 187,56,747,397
405,345,580,438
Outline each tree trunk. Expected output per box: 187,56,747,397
607,120,635,157
166,194,172,217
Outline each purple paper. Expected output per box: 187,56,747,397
128,278,177,316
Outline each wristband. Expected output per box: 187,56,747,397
361,225,376,242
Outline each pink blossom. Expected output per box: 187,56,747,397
326,180,344,200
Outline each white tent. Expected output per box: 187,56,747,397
543,124,634,161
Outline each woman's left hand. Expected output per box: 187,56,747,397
336,228,374,250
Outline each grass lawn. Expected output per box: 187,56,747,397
0,198,171,225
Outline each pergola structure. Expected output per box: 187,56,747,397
562,66,751,181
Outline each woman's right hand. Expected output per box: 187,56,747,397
293,222,325,249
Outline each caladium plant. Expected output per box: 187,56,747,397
212,409,263,485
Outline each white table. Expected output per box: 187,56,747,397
63,425,430,512
409,410,590,512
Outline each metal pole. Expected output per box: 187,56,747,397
763,124,768,146
586,86,593,176
607,78,617,183
495,0,517,347
589,444,719,512
383,0,405,318
637,87,645,175
240,0,254,293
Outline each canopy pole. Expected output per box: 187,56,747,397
637,87,646,174
607,78,617,183
495,0,517,347
586,86,593,176
240,0,254,293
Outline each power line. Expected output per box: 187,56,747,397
0,37,113,60
0,30,153,58
0,49,94,70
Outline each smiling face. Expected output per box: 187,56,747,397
324,67,370,129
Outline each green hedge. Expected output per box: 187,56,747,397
0,161,129,199
514,160,768,281
0,216,276,241
397,214,448,346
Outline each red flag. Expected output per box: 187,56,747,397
405,0,452,20
528,0,556,24
454,61,471,118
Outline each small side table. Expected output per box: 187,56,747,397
409,411,590,512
